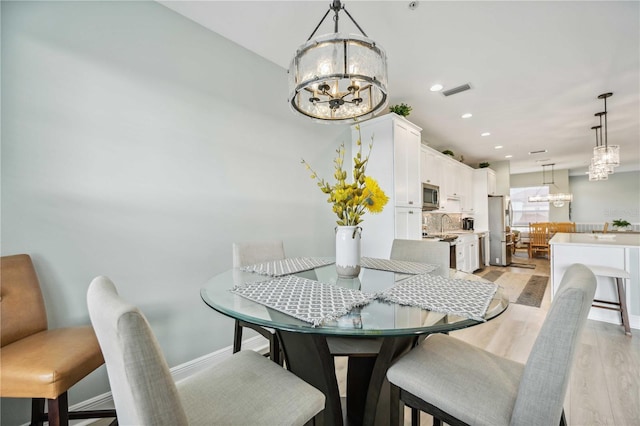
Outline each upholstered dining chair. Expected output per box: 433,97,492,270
390,239,450,278
387,263,597,426
87,276,325,426
0,254,116,426
232,240,285,364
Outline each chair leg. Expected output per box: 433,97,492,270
31,398,45,426
269,333,284,365
47,392,69,426
616,278,631,335
233,320,243,353
389,383,404,426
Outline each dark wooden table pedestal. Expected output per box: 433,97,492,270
278,330,420,426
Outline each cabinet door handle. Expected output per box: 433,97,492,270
409,201,413,205
408,210,414,214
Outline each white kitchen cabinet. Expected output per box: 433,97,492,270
459,166,474,213
393,121,421,207
472,168,497,232
420,146,442,187
456,233,479,273
352,114,423,258
395,207,422,240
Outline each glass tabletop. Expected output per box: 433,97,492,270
200,263,508,337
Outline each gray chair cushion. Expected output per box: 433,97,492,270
178,350,325,425
387,333,524,425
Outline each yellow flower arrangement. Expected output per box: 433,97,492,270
301,126,389,226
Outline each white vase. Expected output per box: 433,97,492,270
335,226,362,278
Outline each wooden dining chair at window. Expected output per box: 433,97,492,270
0,254,116,426
528,223,551,258
554,222,576,233
232,240,285,364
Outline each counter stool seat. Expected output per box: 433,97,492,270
587,265,631,336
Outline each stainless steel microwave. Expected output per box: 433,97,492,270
422,183,440,210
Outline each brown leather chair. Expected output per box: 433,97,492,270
0,254,116,426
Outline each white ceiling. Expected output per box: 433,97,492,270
160,0,640,175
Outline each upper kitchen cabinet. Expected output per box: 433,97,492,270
392,121,422,207
421,146,442,187
472,168,497,231
353,113,422,208
351,114,423,257
422,144,474,213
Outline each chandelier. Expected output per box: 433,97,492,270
589,92,620,180
287,1,388,123
588,123,612,181
528,164,573,207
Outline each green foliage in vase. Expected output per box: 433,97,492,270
301,126,389,226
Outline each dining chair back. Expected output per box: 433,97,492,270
390,239,450,278
232,240,286,363
232,240,285,268
553,222,576,233
87,276,325,426
387,263,597,426
0,254,116,425
528,222,551,258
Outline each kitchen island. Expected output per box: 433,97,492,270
550,232,640,330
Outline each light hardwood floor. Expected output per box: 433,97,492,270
335,253,639,425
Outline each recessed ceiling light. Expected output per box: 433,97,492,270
430,84,444,92
494,145,503,149
461,113,473,119
505,154,513,158
481,132,491,137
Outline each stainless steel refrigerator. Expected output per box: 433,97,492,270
488,195,513,266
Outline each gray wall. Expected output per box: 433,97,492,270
510,169,639,225
2,2,347,423
569,171,640,225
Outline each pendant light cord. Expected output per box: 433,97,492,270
306,0,368,41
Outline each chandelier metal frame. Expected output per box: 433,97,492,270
287,0,388,123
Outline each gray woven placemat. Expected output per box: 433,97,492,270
376,274,498,321
240,257,335,277
231,275,373,327
361,257,439,275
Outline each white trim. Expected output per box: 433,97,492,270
66,336,270,425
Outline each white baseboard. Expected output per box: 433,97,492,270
68,336,270,425
588,309,639,331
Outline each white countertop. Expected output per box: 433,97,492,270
550,232,640,248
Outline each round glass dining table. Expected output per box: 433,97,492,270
201,262,508,426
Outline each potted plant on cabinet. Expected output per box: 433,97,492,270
612,219,631,231
389,103,412,117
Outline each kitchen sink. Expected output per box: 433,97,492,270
422,234,459,243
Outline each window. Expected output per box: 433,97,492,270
510,186,550,227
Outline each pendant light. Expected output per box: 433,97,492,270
528,164,573,207
588,124,611,181
591,92,620,171
288,1,388,123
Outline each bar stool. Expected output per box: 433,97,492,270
587,265,631,336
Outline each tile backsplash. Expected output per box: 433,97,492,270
423,213,462,234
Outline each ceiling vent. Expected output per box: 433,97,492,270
442,83,471,97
